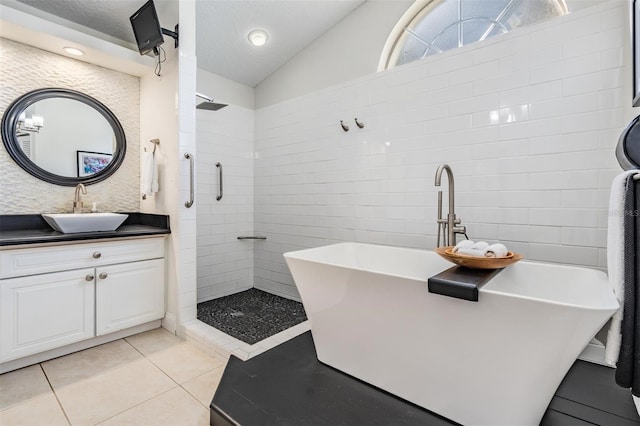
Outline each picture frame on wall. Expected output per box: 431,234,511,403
77,151,113,177
634,0,640,106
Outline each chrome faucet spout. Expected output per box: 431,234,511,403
434,164,465,247
73,184,87,214
434,164,455,217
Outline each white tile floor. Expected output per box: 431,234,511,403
0,328,226,426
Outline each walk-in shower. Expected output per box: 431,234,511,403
192,92,308,360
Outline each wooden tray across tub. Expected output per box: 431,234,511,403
435,246,523,269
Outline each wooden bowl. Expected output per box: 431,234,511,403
435,246,523,269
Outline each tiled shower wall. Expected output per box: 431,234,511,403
0,38,140,214
254,1,632,301
196,106,254,302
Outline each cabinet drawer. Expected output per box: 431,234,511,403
0,238,165,279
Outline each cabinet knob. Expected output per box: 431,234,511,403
99,272,108,279
85,274,95,281
92,252,102,259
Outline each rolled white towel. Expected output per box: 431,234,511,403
452,240,475,253
456,247,486,257
485,243,509,258
471,241,489,250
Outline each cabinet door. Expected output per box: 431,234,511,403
95,259,165,336
0,269,95,362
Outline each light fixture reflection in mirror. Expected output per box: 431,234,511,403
1,88,126,186
17,111,44,133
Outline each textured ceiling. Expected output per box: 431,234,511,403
13,0,178,44
195,0,364,87
13,0,365,87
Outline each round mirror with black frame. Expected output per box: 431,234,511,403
1,88,126,186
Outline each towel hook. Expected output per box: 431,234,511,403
354,118,364,129
340,120,349,132
150,138,160,154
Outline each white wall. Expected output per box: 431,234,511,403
139,44,181,332
138,0,199,334
0,38,140,214
254,0,610,109
255,0,413,108
197,68,255,110
253,1,634,300
196,69,255,302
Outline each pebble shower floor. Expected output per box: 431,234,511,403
197,288,307,345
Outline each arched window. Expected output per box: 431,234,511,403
379,0,568,71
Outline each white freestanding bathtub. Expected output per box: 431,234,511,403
284,242,619,426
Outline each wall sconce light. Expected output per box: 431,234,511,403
18,112,44,133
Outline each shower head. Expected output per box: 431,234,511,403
195,92,227,111
196,101,228,111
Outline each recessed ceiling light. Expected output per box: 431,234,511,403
248,30,269,47
63,46,85,56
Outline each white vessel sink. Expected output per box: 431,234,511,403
42,213,128,233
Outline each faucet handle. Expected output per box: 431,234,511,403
73,200,84,214
453,225,466,235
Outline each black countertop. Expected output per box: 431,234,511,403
0,213,170,247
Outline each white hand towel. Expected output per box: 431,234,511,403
456,247,486,257
605,170,638,366
471,241,489,251
141,151,154,196
485,243,509,258
452,240,474,253
150,152,159,193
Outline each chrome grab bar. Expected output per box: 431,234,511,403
237,236,267,240
216,162,223,201
185,153,194,208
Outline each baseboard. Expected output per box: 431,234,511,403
578,342,612,367
162,312,177,334
0,320,161,374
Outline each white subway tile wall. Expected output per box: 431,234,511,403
253,1,633,301
196,106,254,302
178,53,199,323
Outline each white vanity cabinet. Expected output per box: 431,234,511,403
95,258,164,336
0,268,96,362
0,237,165,364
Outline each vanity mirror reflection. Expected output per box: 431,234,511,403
1,88,126,186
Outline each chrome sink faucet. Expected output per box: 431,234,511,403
434,164,465,247
73,183,87,213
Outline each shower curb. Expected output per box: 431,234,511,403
182,319,310,363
